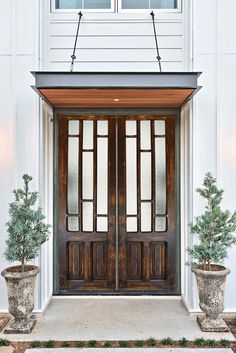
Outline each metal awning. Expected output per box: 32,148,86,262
31,71,201,109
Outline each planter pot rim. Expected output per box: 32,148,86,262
1,265,40,279
192,265,230,277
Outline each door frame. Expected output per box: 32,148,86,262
53,109,181,295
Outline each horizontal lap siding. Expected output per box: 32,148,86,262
47,13,184,71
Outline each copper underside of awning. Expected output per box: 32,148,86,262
39,88,195,109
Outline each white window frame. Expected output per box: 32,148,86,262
118,0,181,13
51,0,181,13
51,0,115,13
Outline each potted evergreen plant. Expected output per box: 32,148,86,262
1,175,49,334
188,173,236,332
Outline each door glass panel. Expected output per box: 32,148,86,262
67,216,79,232
140,120,151,150
155,137,166,214
126,137,137,214
155,217,167,232
141,202,152,232
141,152,152,200
126,217,137,232
68,137,79,214
97,217,108,232
69,120,80,135
82,152,93,199
97,121,108,135
154,120,165,135
82,202,93,231
97,138,108,214
83,121,93,149
126,121,136,135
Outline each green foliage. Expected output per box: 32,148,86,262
31,341,40,348
161,337,174,346
119,341,129,347
62,341,70,347
188,173,236,270
88,340,97,347
5,175,50,270
76,341,85,348
205,339,216,347
179,337,188,347
0,339,10,346
194,337,205,347
220,339,230,348
104,341,112,348
147,338,156,347
44,340,54,348
135,340,144,347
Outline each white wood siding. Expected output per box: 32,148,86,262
44,4,186,71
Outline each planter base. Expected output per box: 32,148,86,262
4,317,36,334
197,316,230,332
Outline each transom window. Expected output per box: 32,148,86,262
53,0,179,11
121,0,177,9
55,0,112,10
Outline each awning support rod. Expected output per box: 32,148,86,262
70,11,83,72
150,11,162,72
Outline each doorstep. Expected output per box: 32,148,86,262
0,297,234,341
25,349,234,353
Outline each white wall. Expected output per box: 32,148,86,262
189,0,236,311
0,0,41,311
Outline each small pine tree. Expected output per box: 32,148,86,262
5,174,50,271
188,172,236,271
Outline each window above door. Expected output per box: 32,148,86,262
52,0,180,12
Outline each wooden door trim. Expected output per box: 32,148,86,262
53,110,181,295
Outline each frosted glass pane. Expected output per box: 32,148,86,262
150,0,177,9
97,217,108,232
155,217,167,232
126,121,136,135
154,120,165,135
97,121,108,135
56,0,82,9
122,0,149,9
68,216,79,232
84,0,111,8
83,202,93,231
126,138,137,215
126,217,137,232
141,203,152,232
141,152,152,200
82,152,93,199
69,120,79,135
140,121,151,150
155,137,166,214
97,138,108,214
68,137,79,214
83,121,93,149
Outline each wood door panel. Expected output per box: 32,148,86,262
57,116,116,291
118,116,177,292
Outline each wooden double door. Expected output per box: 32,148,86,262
56,114,178,294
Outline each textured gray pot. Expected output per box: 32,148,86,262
192,265,230,332
1,265,40,334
